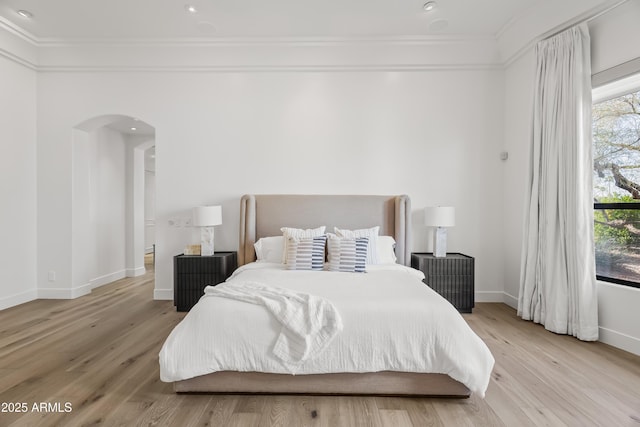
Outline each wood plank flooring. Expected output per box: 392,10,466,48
1,266,639,426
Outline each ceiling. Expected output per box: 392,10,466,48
107,117,155,137
0,0,540,40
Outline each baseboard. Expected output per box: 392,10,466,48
125,266,146,278
38,283,92,299
91,270,127,289
503,292,518,309
154,288,173,300
38,270,127,300
475,291,505,303
599,326,640,357
0,289,38,311
495,292,639,357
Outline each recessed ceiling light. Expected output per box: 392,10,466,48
185,5,197,13
423,2,437,12
17,10,33,19
131,127,137,131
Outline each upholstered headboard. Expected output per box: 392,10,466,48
239,194,411,266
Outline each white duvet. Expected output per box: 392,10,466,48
159,262,495,396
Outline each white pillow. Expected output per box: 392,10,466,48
280,226,326,264
254,236,284,263
334,226,379,264
377,236,397,264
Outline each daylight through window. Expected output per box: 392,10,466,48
593,77,640,288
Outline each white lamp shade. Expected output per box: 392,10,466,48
192,205,222,227
424,206,455,227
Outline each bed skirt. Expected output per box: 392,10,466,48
173,371,471,397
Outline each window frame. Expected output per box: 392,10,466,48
592,72,640,289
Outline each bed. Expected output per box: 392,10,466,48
159,194,494,397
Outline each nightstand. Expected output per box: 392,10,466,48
174,252,237,312
411,252,474,313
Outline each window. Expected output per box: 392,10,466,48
592,75,640,288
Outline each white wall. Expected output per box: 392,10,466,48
0,56,37,309
590,0,640,75
501,1,640,355
124,136,150,277
598,283,640,355
70,128,95,297
94,128,127,284
68,126,127,297
502,49,535,308
34,68,506,302
145,169,156,253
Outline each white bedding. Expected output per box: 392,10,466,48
204,280,343,365
159,262,495,396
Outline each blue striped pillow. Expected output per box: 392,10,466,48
285,235,327,270
334,226,379,264
327,236,369,273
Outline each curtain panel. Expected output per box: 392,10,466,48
518,24,599,341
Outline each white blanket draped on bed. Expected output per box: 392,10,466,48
159,262,495,397
203,280,343,366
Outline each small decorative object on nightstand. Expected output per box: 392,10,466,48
411,252,474,313
174,251,237,311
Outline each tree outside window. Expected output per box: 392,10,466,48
593,88,640,287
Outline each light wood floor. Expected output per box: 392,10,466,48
1,267,639,427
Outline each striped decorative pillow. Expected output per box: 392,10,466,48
281,226,326,264
327,235,369,273
286,235,327,270
334,226,379,265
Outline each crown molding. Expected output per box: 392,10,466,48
0,16,38,45
0,17,38,69
36,63,502,73
31,33,500,72
0,47,36,70
33,34,496,48
0,16,504,72
0,14,504,71
499,0,628,68
0,17,496,48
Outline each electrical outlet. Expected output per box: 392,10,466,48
48,270,56,282
169,216,192,227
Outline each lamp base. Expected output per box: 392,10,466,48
433,227,447,258
201,227,215,256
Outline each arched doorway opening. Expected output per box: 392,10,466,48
72,114,156,293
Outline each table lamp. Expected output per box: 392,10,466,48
424,206,455,258
192,206,222,256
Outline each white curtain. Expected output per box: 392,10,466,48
518,24,598,341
